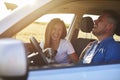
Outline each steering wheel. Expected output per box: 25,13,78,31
29,36,48,66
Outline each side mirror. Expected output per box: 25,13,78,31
0,38,27,79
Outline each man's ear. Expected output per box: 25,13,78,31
106,23,114,32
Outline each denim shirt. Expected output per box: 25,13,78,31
91,37,120,64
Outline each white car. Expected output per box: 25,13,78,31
0,0,120,80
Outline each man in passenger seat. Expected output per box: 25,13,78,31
79,10,120,64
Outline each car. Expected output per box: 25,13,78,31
0,0,120,80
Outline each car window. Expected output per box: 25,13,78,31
77,14,120,41
14,14,75,42
77,14,99,40
114,34,120,41
0,0,34,21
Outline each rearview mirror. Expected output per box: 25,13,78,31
0,38,27,79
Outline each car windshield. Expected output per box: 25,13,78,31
0,0,49,21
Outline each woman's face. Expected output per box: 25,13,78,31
51,23,63,41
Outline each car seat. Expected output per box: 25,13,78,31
72,17,95,57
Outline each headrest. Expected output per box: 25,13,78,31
115,21,120,36
115,26,120,36
79,17,94,33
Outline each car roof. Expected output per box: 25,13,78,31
0,0,120,38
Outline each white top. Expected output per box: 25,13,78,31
83,41,99,64
40,39,75,63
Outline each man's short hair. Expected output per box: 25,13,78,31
103,10,120,35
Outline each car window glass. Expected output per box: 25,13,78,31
14,14,75,42
0,0,35,21
114,34,120,41
77,14,120,41
77,14,99,40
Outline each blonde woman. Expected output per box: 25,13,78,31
40,18,78,64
